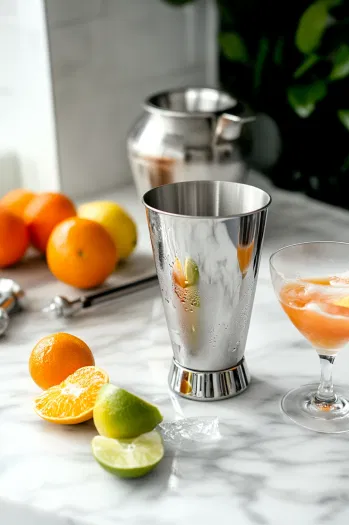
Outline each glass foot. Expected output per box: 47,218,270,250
281,383,349,433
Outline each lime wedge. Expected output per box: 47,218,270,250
92,431,164,478
93,383,163,439
184,257,199,286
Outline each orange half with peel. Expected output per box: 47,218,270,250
34,366,109,424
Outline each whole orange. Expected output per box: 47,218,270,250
0,208,29,268
24,192,76,253
47,217,118,289
0,188,36,219
29,332,95,390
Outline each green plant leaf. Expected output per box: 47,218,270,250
254,37,269,90
338,110,349,130
341,153,349,173
330,44,349,80
288,81,327,117
294,54,320,78
295,1,329,54
273,38,284,65
216,1,234,24
219,32,249,63
322,0,342,6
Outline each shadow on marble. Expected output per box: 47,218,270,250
0,253,52,289
103,455,175,493
29,418,99,453
242,376,286,404
0,496,71,525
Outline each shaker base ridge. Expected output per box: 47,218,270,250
168,358,251,401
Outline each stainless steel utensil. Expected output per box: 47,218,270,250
128,87,255,199
143,180,271,401
0,278,25,335
42,275,158,318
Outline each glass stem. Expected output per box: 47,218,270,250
316,354,336,404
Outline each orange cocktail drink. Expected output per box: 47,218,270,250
280,277,349,351
270,242,349,434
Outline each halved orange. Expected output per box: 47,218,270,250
34,366,109,425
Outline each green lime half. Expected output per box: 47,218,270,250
92,431,164,478
93,384,163,439
184,257,199,286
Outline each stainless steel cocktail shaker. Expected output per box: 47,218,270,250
143,181,271,401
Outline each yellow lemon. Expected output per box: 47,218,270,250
78,201,137,261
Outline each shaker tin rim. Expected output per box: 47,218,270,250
142,180,272,220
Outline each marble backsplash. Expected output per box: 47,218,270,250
0,0,217,198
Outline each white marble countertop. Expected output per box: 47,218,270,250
1,173,349,525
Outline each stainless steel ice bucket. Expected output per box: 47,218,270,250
143,180,271,401
128,87,255,199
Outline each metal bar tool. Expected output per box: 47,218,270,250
42,274,158,318
0,278,25,335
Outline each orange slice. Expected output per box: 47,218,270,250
34,366,109,425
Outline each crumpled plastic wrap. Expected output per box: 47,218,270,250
159,416,221,452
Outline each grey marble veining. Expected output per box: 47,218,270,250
1,174,349,524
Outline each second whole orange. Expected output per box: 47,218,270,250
24,192,76,253
0,188,36,219
0,208,30,268
47,217,118,289
29,332,95,390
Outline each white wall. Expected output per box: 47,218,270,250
0,0,60,195
0,0,217,198
47,0,217,198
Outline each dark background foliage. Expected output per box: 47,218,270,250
163,0,349,208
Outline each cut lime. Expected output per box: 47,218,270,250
92,431,164,478
93,384,163,439
184,257,199,286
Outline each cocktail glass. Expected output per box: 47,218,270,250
270,241,349,433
